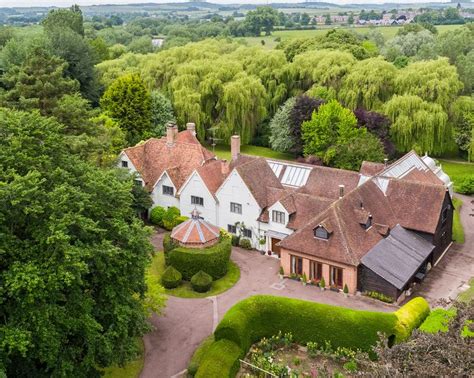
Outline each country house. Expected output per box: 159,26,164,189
119,123,454,301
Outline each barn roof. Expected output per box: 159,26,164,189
361,225,434,290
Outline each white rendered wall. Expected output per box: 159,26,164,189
216,170,264,248
118,152,139,176
179,172,217,224
152,172,180,209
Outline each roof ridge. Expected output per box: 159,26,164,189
333,202,358,266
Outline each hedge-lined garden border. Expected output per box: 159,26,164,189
164,233,232,280
191,295,430,377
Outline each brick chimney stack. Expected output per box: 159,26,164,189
339,184,345,199
231,135,240,161
166,123,177,146
186,122,196,136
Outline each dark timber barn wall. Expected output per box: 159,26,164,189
357,265,401,300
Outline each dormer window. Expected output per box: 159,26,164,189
314,225,329,240
121,160,128,168
272,210,285,224
363,215,373,230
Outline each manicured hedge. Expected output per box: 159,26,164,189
393,296,430,340
163,206,181,230
194,340,241,378
161,266,182,289
193,295,430,377
166,236,231,280
150,206,166,226
191,271,213,293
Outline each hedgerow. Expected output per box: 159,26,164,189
193,295,430,377
166,236,231,280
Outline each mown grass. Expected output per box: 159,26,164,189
208,143,295,161
452,197,465,244
458,278,474,303
102,339,144,378
419,308,457,334
242,24,464,49
438,159,474,190
150,251,240,298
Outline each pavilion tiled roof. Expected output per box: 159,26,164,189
171,210,220,246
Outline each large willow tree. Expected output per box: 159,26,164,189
339,57,397,111
384,94,450,155
395,58,463,111
289,49,355,92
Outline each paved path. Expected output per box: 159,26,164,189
410,194,474,305
141,235,394,378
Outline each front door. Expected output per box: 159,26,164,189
271,237,281,257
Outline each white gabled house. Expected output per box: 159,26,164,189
153,170,180,209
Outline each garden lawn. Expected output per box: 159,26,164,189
438,159,474,190
419,308,457,334
458,278,474,303
102,339,144,378
452,197,465,244
207,143,295,161
150,252,240,298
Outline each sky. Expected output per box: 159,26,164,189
0,0,450,8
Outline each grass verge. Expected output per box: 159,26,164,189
150,252,240,298
452,196,465,244
419,308,457,334
458,278,474,303
438,159,474,194
208,143,295,161
102,339,144,378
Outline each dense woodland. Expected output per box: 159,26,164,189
0,4,473,376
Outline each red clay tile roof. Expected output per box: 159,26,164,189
359,161,386,176
122,131,216,191
286,193,333,230
196,160,229,197
279,177,448,266
401,168,444,186
235,157,284,208
297,166,361,200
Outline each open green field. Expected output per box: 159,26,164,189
243,24,464,49
438,159,474,185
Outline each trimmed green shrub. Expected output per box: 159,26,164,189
163,233,178,253
162,206,180,230
195,339,241,378
167,237,231,280
238,238,251,250
455,175,474,195
150,206,166,226
191,271,213,293
231,235,240,247
188,335,215,377
194,295,429,377
214,295,401,354
394,296,430,341
175,215,188,225
161,266,182,289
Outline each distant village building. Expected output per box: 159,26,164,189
151,38,165,48
119,123,454,302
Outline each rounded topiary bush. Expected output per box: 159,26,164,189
163,206,180,230
191,271,213,293
150,206,166,226
161,266,182,289
238,238,252,250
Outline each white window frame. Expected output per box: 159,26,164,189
163,185,174,196
230,202,242,214
272,210,285,224
191,195,204,206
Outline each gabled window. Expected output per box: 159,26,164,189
163,185,174,196
121,160,128,168
272,210,285,224
191,195,204,206
242,228,252,238
230,202,242,214
228,224,237,234
314,226,329,240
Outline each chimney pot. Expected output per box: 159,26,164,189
186,122,196,136
166,123,177,146
384,158,388,167
231,135,241,161
338,184,345,199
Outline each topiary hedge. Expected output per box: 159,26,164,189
192,295,430,377
166,236,231,280
161,266,182,289
163,206,181,230
191,271,213,293
150,206,166,226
